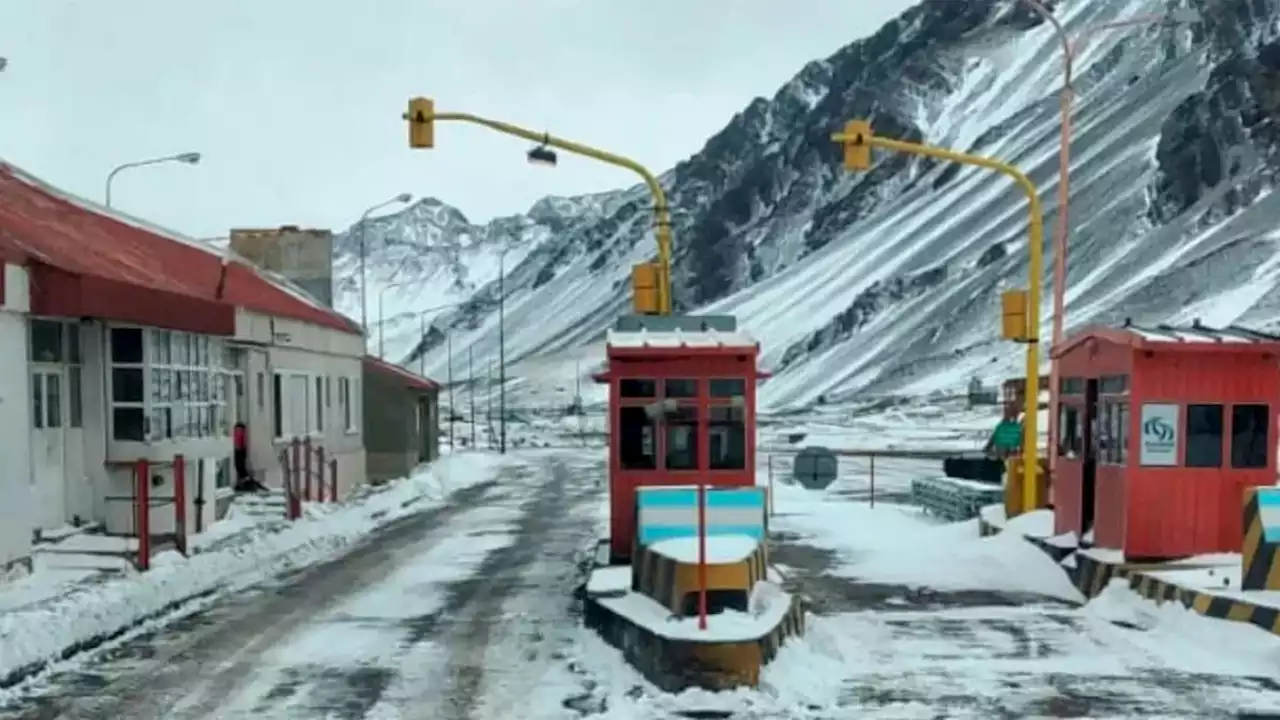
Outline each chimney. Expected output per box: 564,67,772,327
228,226,335,307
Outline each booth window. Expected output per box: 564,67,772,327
620,378,656,398
1099,375,1129,395
1059,377,1085,396
709,405,746,469
1185,404,1224,468
1058,404,1081,458
1097,400,1129,465
665,406,699,470
618,406,657,469
1231,404,1269,469
665,378,698,398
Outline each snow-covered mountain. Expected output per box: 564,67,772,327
335,0,1280,412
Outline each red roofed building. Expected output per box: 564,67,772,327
0,162,381,573
362,355,441,483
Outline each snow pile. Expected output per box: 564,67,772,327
0,452,513,690
772,482,1082,603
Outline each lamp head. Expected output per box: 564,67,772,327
527,146,558,167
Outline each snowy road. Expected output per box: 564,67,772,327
2,452,608,720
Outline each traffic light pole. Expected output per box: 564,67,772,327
831,122,1045,516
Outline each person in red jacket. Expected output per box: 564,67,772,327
233,422,266,493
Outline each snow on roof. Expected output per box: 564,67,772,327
0,161,360,335
1126,323,1279,344
606,327,757,349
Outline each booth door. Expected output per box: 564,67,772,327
1081,378,1099,536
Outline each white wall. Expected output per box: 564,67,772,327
0,264,32,571
234,310,367,497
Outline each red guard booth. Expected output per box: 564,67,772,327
594,314,767,564
1051,321,1280,560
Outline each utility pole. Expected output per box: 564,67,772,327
487,360,494,449
468,346,476,448
419,313,426,376
576,359,584,447
447,335,454,449
498,251,507,454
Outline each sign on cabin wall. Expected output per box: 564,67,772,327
1140,403,1179,466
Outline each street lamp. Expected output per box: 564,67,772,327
104,151,201,208
355,192,413,346
498,248,508,454
527,145,557,166
1018,0,1200,480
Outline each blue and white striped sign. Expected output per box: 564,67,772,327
635,485,766,546
1257,488,1280,543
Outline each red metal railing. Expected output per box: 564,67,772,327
127,456,189,572
279,438,340,521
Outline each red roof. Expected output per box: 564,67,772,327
0,163,359,335
363,355,440,392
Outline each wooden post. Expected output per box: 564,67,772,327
135,459,151,571
173,455,188,556
697,483,708,631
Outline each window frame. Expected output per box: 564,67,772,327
107,324,230,443
1230,403,1270,470
707,377,747,471
1184,403,1225,469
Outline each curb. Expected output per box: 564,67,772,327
0,587,220,691
979,516,1280,638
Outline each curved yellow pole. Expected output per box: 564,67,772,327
429,110,673,315
831,126,1044,514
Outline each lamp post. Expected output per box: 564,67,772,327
105,151,201,208
498,249,508,454
355,192,413,347
403,98,674,315
1017,1,1200,480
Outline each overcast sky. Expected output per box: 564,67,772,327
0,0,920,238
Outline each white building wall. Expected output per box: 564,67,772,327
234,310,367,498
0,264,33,572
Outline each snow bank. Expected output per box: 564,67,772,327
771,487,1083,602
0,452,514,692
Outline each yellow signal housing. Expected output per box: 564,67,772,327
631,262,661,315
840,120,873,171
406,97,435,149
1000,289,1029,342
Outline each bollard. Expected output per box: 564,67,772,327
174,454,188,556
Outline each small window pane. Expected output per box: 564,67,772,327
710,378,746,399
709,405,746,470
619,406,657,470
1232,404,1270,469
1100,375,1129,394
46,374,61,428
31,374,44,429
151,330,172,364
67,325,82,364
29,320,64,363
113,407,146,441
665,406,699,470
315,376,324,431
110,327,144,364
69,367,82,428
619,378,656,398
1186,404,1224,468
664,379,698,398
112,368,144,403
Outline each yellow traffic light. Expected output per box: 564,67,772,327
631,262,661,315
1000,289,1029,342
838,120,872,171
405,97,435,149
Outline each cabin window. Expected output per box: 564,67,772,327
620,378,656,398
665,406,699,470
618,406,656,469
664,378,698,398
1231,404,1269,469
709,405,746,470
1185,404,1224,468
1058,404,1081,459
1099,375,1129,395
1059,377,1084,396
710,378,746,398
1098,400,1129,465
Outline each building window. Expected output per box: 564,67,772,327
1099,375,1129,395
31,373,43,429
273,373,284,438
664,378,699,398
1185,403,1224,468
1058,404,1081,459
257,372,266,410
325,376,332,407
69,366,82,428
620,378,656,398
1231,404,1269,469
1098,400,1129,465
665,406,699,470
29,319,64,363
315,376,325,431
272,370,321,438
618,405,656,470
1059,377,1084,396
110,327,146,441
339,376,357,432
710,378,747,399
709,405,746,470
146,329,228,441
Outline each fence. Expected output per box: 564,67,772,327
762,449,949,507
279,437,340,521
910,476,1004,522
